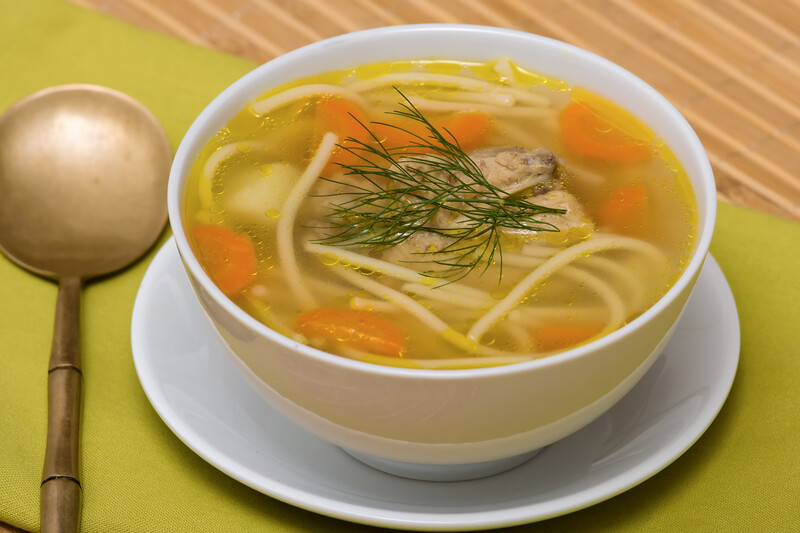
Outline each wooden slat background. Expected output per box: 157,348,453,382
68,0,800,222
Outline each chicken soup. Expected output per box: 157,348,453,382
183,58,697,369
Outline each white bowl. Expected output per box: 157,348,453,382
167,24,716,481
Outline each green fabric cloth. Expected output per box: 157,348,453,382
1,1,798,531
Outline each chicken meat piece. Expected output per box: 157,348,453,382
504,189,594,240
393,146,560,229
396,146,558,200
469,146,558,196
381,231,454,266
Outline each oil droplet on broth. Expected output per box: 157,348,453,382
546,231,571,245
319,253,339,266
489,286,508,300
265,208,281,219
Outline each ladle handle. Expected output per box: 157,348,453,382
41,276,82,533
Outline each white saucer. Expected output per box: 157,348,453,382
131,240,739,531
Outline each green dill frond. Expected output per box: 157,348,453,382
309,89,565,283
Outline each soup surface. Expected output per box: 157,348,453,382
184,58,697,369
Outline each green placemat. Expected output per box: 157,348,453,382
1,1,798,531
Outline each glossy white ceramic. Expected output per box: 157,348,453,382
132,241,739,530
166,25,717,469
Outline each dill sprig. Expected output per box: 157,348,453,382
310,89,565,282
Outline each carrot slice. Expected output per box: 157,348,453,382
595,183,650,235
531,323,604,352
315,98,370,173
372,111,492,153
192,224,258,296
316,102,492,175
371,118,430,151
296,308,408,358
560,101,649,164
436,111,492,152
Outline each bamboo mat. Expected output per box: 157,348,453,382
68,0,800,222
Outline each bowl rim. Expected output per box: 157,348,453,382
167,23,717,379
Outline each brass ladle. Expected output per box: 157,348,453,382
0,85,171,532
